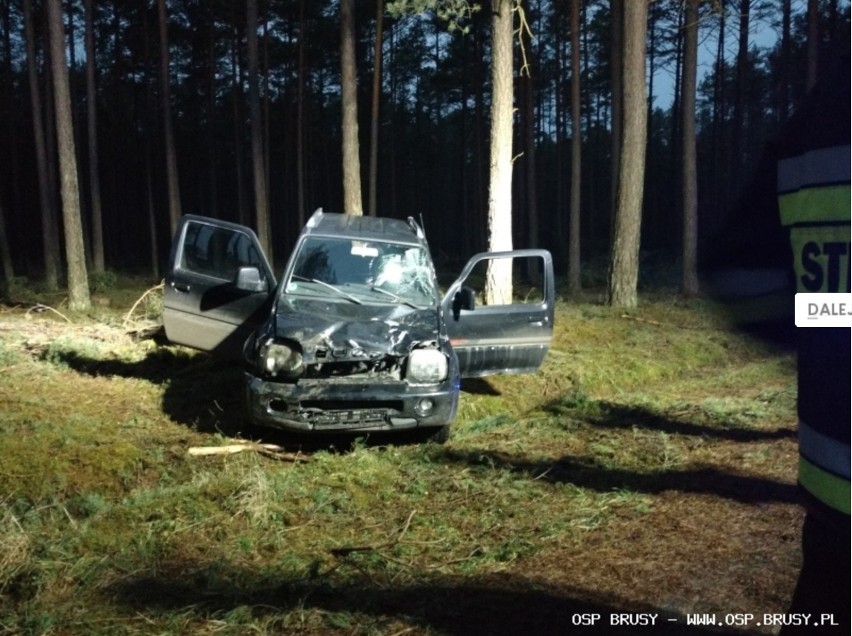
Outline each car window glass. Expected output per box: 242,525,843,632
180,221,263,281
287,237,437,305
459,255,545,307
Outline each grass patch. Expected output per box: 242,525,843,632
0,282,801,634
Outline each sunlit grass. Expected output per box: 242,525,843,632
0,281,799,633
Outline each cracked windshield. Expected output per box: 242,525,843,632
286,237,437,307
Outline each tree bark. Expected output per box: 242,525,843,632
247,0,272,261
521,0,538,255
368,0,384,217
473,29,486,252
607,0,647,309
2,0,21,279
84,0,104,274
142,2,159,279
0,196,13,287
206,3,219,218
231,19,248,227
145,145,160,280
47,0,90,310
23,0,61,290
730,0,749,193
711,2,726,218
484,0,514,306
805,0,818,91
157,0,182,235
297,0,306,226
681,0,699,296
340,0,363,215
567,0,582,294
609,0,623,228
779,0,791,122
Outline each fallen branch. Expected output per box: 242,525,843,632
25,303,71,323
123,282,165,328
187,440,308,463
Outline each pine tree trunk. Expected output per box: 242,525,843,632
23,0,61,290
0,197,13,287
485,0,514,306
607,0,647,309
84,0,104,274
711,3,726,219
0,0,11,275
681,0,699,296
473,31,486,252
206,4,218,218
145,145,160,280
779,0,791,122
157,0,182,235
231,22,248,227
340,0,363,215
368,0,384,217
731,0,749,193
609,0,623,230
47,0,90,311
521,0,538,254
567,0,582,294
806,0,818,91
247,0,271,261
142,2,159,279
297,0,306,226
2,0,21,281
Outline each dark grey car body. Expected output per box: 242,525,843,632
163,211,554,439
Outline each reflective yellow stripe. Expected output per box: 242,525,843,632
799,456,851,515
788,226,851,293
779,185,851,226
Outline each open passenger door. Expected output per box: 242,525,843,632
442,250,555,378
163,215,276,360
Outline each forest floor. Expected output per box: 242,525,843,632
0,277,805,635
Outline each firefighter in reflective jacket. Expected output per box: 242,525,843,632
706,52,849,633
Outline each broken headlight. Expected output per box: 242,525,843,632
406,349,448,384
258,339,304,379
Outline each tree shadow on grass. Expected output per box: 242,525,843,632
542,394,796,443
50,346,247,434
105,568,757,636
436,447,799,505
50,347,402,452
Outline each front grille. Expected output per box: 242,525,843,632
268,400,405,429
304,358,402,380
304,408,392,429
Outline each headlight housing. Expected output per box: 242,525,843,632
258,339,304,379
406,349,448,384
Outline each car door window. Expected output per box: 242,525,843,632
180,221,264,281
458,255,545,307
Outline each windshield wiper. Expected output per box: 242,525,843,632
290,275,362,304
370,285,418,308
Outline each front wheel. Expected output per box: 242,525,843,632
423,424,450,444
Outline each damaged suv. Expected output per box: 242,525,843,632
163,211,554,441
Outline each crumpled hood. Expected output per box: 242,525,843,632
273,296,440,361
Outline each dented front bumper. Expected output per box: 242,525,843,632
243,372,459,434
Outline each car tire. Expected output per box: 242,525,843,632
425,424,450,444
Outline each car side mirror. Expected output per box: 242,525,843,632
235,266,267,293
452,286,476,318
